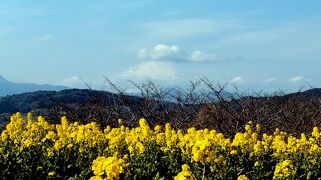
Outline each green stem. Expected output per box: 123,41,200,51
202,164,206,180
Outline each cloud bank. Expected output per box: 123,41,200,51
137,44,216,62
229,76,244,84
120,61,179,81
62,76,82,84
288,76,303,83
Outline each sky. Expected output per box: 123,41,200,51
0,0,321,92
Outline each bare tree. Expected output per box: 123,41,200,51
38,77,321,137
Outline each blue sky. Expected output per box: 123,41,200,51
0,0,321,92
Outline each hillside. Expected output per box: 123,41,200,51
0,89,141,114
0,75,68,96
1,87,321,115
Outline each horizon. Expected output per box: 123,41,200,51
1,1,320,92
0,74,319,96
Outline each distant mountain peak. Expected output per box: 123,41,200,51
0,75,69,96
0,75,10,83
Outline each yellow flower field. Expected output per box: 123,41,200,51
1,112,321,179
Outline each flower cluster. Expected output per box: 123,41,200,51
273,160,294,179
174,164,194,180
91,156,128,180
1,112,321,179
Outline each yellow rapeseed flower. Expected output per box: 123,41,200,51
91,156,127,180
273,160,294,179
48,171,55,176
237,175,249,180
174,164,194,180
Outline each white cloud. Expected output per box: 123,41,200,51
189,50,216,62
36,34,54,42
120,61,178,81
62,76,82,84
288,76,303,83
229,76,244,84
138,44,215,62
150,44,181,60
264,78,277,83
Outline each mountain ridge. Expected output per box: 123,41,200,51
0,87,320,114
0,75,69,96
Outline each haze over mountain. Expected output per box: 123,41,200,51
0,75,69,96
